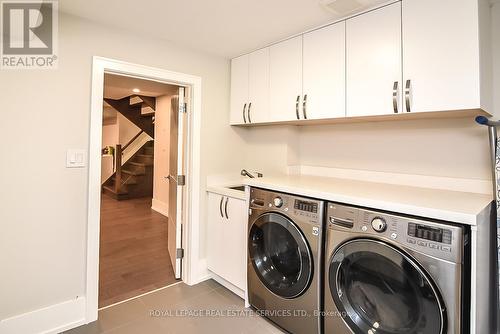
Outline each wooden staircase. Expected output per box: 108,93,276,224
104,95,156,138
103,140,155,200
102,94,157,200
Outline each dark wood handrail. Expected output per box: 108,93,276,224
115,144,123,194
122,130,144,152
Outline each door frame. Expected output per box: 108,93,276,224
86,56,202,323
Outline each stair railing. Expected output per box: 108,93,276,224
114,144,123,194
114,130,148,191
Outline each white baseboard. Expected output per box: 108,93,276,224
151,198,168,217
288,165,492,195
0,297,86,334
209,273,245,299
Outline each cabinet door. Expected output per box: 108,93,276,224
222,197,247,290
269,36,303,122
346,3,402,117
402,0,480,113
303,22,346,120
207,193,224,274
248,48,270,124
230,55,249,125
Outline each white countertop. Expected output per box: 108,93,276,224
242,175,493,225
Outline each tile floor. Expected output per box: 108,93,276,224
65,280,285,334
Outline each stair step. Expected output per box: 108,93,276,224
136,154,154,164
112,176,137,185
122,169,145,176
143,147,154,155
102,185,129,201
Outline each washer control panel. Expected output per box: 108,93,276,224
250,187,323,224
327,202,463,263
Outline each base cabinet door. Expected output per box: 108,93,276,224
230,55,249,125
303,22,346,120
207,192,247,290
207,193,225,276
346,2,402,117
269,36,303,122
402,0,481,113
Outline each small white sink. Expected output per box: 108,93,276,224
227,185,245,192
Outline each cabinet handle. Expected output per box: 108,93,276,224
392,81,399,114
224,197,229,219
242,103,247,123
405,80,412,113
219,196,224,218
295,95,301,120
248,102,252,123
302,94,308,120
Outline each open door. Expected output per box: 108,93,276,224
168,86,186,279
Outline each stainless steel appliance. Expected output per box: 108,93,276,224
248,187,325,334
324,202,469,334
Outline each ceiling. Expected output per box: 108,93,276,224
104,73,179,99
58,0,386,58
103,73,178,122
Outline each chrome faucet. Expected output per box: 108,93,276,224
241,169,263,178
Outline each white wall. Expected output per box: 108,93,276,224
101,122,119,183
0,12,241,322
297,117,491,181
493,2,500,117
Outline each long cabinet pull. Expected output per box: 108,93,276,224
392,81,399,114
248,102,252,123
224,197,229,219
242,103,247,123
219,196,224,218
295,95,301,120
405,80,412,113
302,94,308,120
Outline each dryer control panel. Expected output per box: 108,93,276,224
327,202,464,263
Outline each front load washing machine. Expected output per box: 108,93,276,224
247,187,325,334
324,202,470,334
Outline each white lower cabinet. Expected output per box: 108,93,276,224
207,192,247,290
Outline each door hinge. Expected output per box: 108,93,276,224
180,102,187,114
176,248,184,259
177,175,186,186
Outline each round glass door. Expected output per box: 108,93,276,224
249,212,313,298
329,239,445,334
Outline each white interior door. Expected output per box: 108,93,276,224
303,21,346,120
269,36,303,122
248,47,270,123
346,2,402,117
168,86,186,279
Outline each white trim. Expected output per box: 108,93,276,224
86,57,203,324
288,165,492,195
98,281,182,311
151,198,169,217
0,297,86,334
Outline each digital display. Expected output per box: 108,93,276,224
408,223,452,244
294,200,318,213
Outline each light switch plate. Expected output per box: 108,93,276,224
66,149,87,168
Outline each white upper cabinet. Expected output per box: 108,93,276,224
230,54,249,125
248,48,270,123
346,2,402,117
269,36,303,122
402,0,483,113
303,22,346,120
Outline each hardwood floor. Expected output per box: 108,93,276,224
99,194,178,308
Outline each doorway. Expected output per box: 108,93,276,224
98,74,185,307
87,57,202,322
